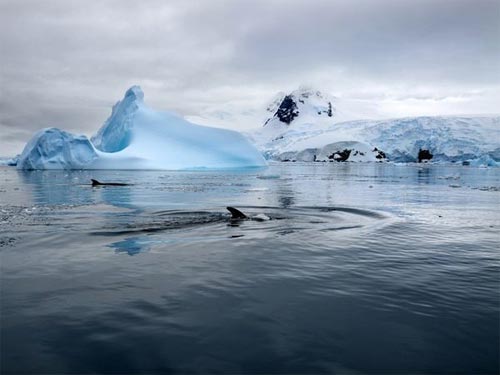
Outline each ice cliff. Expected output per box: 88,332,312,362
251,88,500,165
17,86,266,170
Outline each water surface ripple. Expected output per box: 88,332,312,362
1,163,499,374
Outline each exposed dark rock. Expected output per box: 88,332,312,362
418,148,433,162
328,149,351,162
373,148,386,159
327,102,333,117
275,95,299,124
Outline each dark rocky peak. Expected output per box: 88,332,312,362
263,87,336,127
275,95,299,125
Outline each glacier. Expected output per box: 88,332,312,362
274,141,386,162
250,87,500,166
17,86,266,170
255,115,500,165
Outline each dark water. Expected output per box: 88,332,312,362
1,163,499,374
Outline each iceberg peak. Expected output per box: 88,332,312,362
91,85,144,152
124,85,144,102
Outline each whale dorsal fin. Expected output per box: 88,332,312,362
227,207,247,219
91,179,101,186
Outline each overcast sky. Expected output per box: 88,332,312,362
1,0,499,156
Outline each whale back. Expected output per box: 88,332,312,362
227,207,247,219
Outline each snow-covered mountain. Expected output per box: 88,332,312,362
17,86,266,170
251,87,336,145
250,87,500,166
263,87,334,128
186,86,341,133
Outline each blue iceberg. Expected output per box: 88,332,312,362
16,128,98,170
17,86,266,170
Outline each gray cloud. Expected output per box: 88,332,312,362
1,0,499,156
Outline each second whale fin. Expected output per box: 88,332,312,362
90,179,130,186
227,207,247,219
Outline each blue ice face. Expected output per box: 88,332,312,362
16,128,98,170
91,86,144,153
16,85,267,170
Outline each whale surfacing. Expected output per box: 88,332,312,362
227,207,248,219
226,207,271,222
91,179,130,187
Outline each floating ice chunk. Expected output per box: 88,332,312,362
467,154,499,167
17,86,266,170
17,128,98,170
0,155,19,166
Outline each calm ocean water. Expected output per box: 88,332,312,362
1,163,499,374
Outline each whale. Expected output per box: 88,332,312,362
227,206,247,219
93,207,271,236
91,179,131,187
226,207,270,221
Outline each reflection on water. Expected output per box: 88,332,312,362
99,185,134,209
417,164,433,183
1,163,499,374
17,169,137,208
101,205,388,255
17,170,95,205
110,236,150,255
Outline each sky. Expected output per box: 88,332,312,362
1,0,499,156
